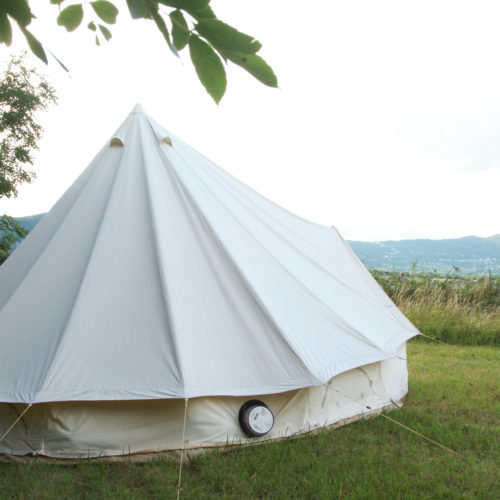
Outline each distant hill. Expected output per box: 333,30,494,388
348,235,500,275
488,234,500,246
13,214,499,275
15,214,45,232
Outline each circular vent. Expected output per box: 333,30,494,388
238,400,274,437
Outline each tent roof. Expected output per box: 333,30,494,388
0,105,419,404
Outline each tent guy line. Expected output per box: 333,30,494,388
177,398,189,500
0,404,32,444
325,384,459,456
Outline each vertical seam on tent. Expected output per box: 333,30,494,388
154,148,318,385
139,120,186,395
31,144,126,401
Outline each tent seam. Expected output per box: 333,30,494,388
154,147,318,385
165,146,390,356
139,117,186,395
176,146,412,333
0,148,109,316
173,144,418,333
31,145,127,402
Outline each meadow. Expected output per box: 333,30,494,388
373,270,500,347
0,272,498,499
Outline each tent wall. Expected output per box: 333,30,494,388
0,345,407,460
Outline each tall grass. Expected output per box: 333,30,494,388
372,269,500,346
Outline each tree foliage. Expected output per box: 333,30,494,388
0,215,28,264
0,53,58,199
0,54,57,264
0,1,278,103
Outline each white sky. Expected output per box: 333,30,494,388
1,0,499,241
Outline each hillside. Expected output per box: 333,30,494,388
12,214,499,275
488,234,500,246
15,214,45,232
349,235,500,274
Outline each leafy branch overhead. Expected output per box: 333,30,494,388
0,1,278,103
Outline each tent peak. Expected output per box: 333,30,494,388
131,103,146,115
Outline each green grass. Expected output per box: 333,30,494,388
403,301,499,347
372,270,500,346
0,343,498,499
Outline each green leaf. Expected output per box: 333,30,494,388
126,0,150,19
169,10,189,50
98,24,112,41
150,9,178,56
159,0,209,10
90,1,118,24
0,216,29,264
226,52,277,87
88,21,96,31
189,34,226,103
157,0,214,19
186,6,215,20
0,12,12,45
50,0,66,5
57,4,83,32
19,27,47,64
95,35,100,46
2,0,33,27
195,19,261,54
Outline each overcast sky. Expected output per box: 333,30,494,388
1,0,499,241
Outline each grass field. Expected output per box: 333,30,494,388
1,342,498,499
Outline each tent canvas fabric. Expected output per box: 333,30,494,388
0,105,419,459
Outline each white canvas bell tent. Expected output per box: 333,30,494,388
0,105,419,460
